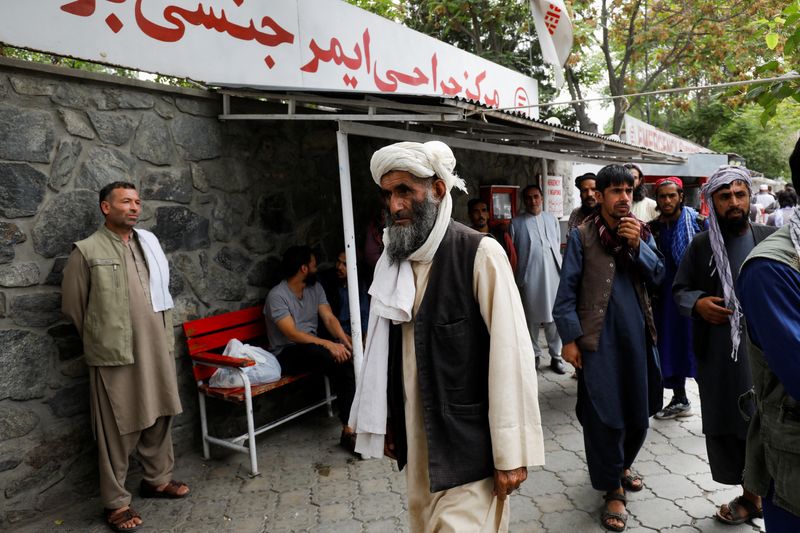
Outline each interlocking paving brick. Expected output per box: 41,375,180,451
535,493,572,513
317,502,353,523
564,484,604,513
360,477,391,493
553,430,584,452
645,473,704,500
671,435,708,456
266,503,319,532
313,479,359,505
692,516,761,532
509,495,542,523
520,470,565,498
364,518,404,533
675,495,717,519
310,518,363,533
540,449,584,473
627,497,693,530
556,468,590,487
278,487,311,507
352,492,405,522
655,452,709,475
540,509,605,532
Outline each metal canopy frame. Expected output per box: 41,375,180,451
216,88,684,382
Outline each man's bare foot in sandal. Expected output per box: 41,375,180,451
104,506,142,532
602,488,628,531
620,468,643,492
716,489,762,525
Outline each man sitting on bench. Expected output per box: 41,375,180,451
264,245,357,453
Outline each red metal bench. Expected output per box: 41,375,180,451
183,306,335,476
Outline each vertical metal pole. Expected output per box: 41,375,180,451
336,124,364,383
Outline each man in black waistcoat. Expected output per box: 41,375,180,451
347,141,544,532
673,166,775,525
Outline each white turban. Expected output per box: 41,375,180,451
369,140,467,194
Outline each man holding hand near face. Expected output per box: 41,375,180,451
553,164,665,532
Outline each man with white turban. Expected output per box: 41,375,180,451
348,141,544,531
735,138,800,532
673,166,775,525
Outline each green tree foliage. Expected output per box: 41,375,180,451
747,0,800,124
707,102,800,178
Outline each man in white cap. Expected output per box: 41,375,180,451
348,141,544,531
673,166,775,525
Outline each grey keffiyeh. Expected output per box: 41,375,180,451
701,165,752,362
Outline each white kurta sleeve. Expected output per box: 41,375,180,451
473,237,545,471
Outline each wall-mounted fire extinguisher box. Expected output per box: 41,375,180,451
480,185,520,227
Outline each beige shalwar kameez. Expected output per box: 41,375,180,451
63,232,182,509
402,238,544,532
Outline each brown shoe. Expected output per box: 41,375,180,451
104,507,141,532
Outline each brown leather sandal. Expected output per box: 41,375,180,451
104,507,141,532
601,492,628,532
139,479,190,499
715,495,763,525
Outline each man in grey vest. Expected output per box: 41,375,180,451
347,141,544,531
553,164,665,532
735,139,800,531
673,166,775,525
62,182,188,532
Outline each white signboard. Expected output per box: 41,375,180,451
545,175,563,217
0,0,539,118
623,115,711,154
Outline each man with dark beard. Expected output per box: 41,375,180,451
347,141,544,531
649,177,706,420
625,163,658,222
264,246,357,451
567,172,598,231
673,166,776,525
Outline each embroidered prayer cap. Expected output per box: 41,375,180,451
370,141,467,194
654,176,683,190
702,164,753,362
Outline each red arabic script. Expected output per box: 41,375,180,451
134,0,294,47
373,65,429,93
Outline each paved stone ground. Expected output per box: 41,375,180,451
15,369,766,533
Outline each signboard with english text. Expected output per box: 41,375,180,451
623,115,711,154
545,175,563,217
0,0,539,118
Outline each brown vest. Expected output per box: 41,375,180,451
576,223,657,352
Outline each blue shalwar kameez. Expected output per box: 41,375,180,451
554,229,664,490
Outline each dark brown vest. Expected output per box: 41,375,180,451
576,223,657,352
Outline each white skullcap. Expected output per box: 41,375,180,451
370,141,467,194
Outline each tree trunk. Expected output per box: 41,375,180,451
565,67,599,132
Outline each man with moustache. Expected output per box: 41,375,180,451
625,163,658,222
511,185,566,374
348,141,544,531
264,246,358,451
467,198,491,233
673,166,775,525
567,172,598,231
648,177,706,420
554,164,664,532
61,182,188,532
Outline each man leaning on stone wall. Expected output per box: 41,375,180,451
61,181,189,533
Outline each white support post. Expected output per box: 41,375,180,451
336,124,364,383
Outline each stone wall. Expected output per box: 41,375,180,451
0,58,569,526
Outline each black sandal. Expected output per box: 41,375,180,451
601,492,628,532
620,470,643,492
104,507,141,532
715,495,763,525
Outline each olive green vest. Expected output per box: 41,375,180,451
741,225,800,515
74,226,134,366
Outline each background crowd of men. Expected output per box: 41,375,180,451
61,139,800,532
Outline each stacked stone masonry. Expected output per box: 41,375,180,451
0,58,572,527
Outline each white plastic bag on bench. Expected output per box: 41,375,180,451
208,339,282,388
